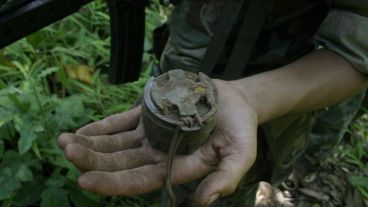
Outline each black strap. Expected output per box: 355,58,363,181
107,0,148,84
0,0,34,15
0,0,87,49
223,0,273,80
200,0,274,79
199,0,247,76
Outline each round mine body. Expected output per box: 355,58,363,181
141,70,218,154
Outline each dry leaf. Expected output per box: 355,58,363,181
65,64,93,84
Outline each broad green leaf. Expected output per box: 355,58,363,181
7,94,31,113
14,180,44,206
0,123,16,141
54,95,85,129
349,176,368,189
41,187,70,207
15,116,44,155
0,168,22,201
0,108,16,127
357,186,368,200
15,165,34,182
1,150,41,177
45,176,66,188
68,186,100,207
1,150,21,164
65,165,81,181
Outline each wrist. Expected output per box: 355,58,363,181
229,78,269,124
212,79,261,124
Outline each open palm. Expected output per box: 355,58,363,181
58,80,259,207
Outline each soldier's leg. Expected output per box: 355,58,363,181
305,91,366,163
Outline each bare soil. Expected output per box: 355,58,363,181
255,147,368,207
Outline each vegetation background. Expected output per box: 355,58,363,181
0,0,367,206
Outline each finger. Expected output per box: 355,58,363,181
171,142,218,185
172,150,217,185
194,145,257,207
78,163,166,196
58,128,144,153
76,106,141,136
64,140,165,172
77,147,216,196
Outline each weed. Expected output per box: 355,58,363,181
0,0,165,206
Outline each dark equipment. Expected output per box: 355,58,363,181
0,0,148,84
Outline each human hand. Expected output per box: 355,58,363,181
58,80,259,207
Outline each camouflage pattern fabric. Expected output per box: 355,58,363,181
159,0,368,206
316,9,368,75
162,0,368,75
161,0,328,76
306,90,367,162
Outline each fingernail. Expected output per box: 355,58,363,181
78,173,92,190
64,144,73,158
57,133,72,149
207,193,219,206
78,175,88,189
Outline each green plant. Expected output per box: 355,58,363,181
1,0,367,206
0,0,165,206
345,113,368,201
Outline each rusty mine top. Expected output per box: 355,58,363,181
149,69,217,128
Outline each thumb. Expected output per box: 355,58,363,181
194,151,257,207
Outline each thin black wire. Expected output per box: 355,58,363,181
165,124,184,207
165,114,203,207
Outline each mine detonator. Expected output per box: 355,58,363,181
0,0,150,84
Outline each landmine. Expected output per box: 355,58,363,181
141,69,218,206
142,69,218,154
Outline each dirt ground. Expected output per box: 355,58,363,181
255,148,368,207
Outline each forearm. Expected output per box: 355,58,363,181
231,49,368,124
